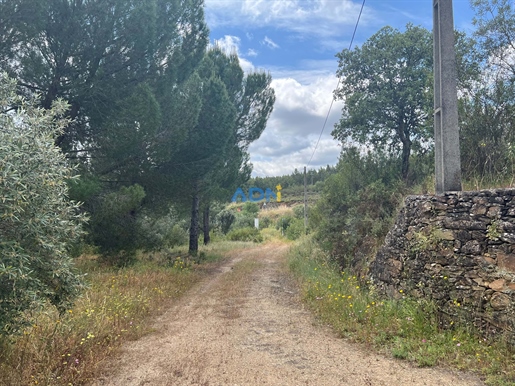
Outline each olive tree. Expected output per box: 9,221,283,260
0,73,85,334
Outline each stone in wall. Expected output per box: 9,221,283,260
370,189,515,341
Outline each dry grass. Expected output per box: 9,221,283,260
289,236,515,386
0,248,229,386
259,205,294,221
213,257,263,320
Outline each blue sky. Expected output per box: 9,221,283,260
204,0,477,177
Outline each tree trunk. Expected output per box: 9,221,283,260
203,205,210,245
189,181,200,256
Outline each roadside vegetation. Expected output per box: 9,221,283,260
2,0,515,385
0,201,294,385
289,236,515,386
0,242,253,386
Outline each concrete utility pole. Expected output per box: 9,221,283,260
433,0,462,193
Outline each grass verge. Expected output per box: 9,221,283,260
288,236,515,386
0,242,238,386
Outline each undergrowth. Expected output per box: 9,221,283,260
288,236,515,386
0,244,231,386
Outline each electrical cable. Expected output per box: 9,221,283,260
306,0,366,168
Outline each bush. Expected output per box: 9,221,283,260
276,215,294,233
89,184,146,266
285,218,305,240
138,209,189,250
242,201,259,216
226,227,263,243
231,213,255,230
293,204,305,219
215,208,236,234
0,72,86,334
313,148,404,269
167,224,189,247
258,215,273,228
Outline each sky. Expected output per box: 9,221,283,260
204,0,478,177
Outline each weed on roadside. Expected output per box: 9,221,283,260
0,248,217,386
288,236,515,386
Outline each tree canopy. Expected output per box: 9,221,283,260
0,0,209,155
332,24,433,181
0,0,275,261
458,0,515,181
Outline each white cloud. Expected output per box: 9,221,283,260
250,138,340,177
238,58,255,73
212,35,256,72
209,35,346,177
262,36,280,49
213,35,241,54
249,69,344,177
205,0,376,38
247,48,258,57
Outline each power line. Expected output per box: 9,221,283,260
306,0,366,168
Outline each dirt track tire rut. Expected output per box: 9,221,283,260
91,243,484,386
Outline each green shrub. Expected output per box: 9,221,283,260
286,218,305,240
242,201,259,216
215,209,236,234
276,215,294,233
67,174,102,204
138,208,188,250
261,228,283,241
0,72,86,334
89,184,146,266
167,224,189,247
314,148,404,268
226,227,263,243
259,215,273,228
232,213,255,230
293,204,305,219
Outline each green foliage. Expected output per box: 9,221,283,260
179,47,274,255
167,224,189,248
258,215,273,229
0,0,209,152
333,24,433,180
248,165,337,192
277,215,294,233
459,81,515,183
232,213,255,230
313,148,404,268
226,227,263,243
138,208,189,250
242,201,260,216
89,184,146,266
285,218,305,240
457,0,515,185
0,2,275,258
96,83,163,179
215,209,236,234
289,236,515,385
293,205,305,220
67,174,102,204
0,72,86,334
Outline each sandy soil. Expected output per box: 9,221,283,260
92,243,484,386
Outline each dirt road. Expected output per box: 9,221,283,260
92,242,484,386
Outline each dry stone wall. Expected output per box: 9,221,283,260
370,189,515,339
